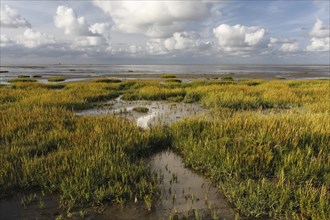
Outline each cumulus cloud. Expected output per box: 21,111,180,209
16,29,55,48
146,39,168,55
72,36,109,48
0,4,31,28
213,24,266,52
279,42,299,52
54,6,112,51
306,18,329,52
127,45,144,54
89,23,111,35
54,6,96,36
0,34,16,47
164,32,212,51
310,18,330,38
93,0,211,38
268,38,300,53
306,37,329,52
141,31,213,56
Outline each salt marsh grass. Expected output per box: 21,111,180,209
1,79,329,219
47,77,66,82
160,74,177,78
0,82,169,213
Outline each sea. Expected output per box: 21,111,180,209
0,64,329,83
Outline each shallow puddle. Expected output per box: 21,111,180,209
93,151,237,219
150,150,236,219
0,192,60,220
77,96,205,129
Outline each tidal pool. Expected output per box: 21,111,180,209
77,96,205,129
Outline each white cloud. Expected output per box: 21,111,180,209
0,4,31,28
93,0,211,38
213,24,266,51
279,42,299,52
164,32,211,51
306,37,329,52
73,36,108,48
54,6,96,36
0,34,16,47
269,38,300,53
306,18,329,52
89,23,111,35
310,18,330,38
146,39,168,55
16,29,55,48
127,45,143,54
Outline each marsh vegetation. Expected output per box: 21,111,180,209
0,78,329,219
48,77,66,82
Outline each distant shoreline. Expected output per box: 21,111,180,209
0,64,329,83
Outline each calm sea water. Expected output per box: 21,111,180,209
0,64,329,83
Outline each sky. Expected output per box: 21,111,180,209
0,0,329,65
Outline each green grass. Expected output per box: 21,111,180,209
132,106,149,113
9,78,37,83
48,77,66,82
160,74,177,79
122,85,186,101
0,82,169,211
221,75,234,81
18,75,30,78
165,79,182,83
94,78,122,83
0,79,329,219
170,109,329,219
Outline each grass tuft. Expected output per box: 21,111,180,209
133,106,149,113
48,77,66,82
161,74,177,79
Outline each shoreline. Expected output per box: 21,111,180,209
1,71,329,84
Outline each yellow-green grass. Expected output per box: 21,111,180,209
48,77,66,82
123,86,186,101
93,78,122,83
8,78,37,83
132,106,149,113
0,79,329,219
160,74,176,78
170,109,329,219
165,79,182,83
0,82,169,211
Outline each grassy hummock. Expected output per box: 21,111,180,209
165,79,182,83
94,78,122,83
160,74,177,78
133,106,149,113
48,77,66,82
8,78,37,83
